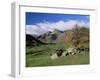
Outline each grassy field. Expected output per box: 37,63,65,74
26,44,89,67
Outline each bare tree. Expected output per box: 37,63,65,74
71,24,80,48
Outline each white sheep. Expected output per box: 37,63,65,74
50,53,58,60
67,47,76,55
61,50,68,57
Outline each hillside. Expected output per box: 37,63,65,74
37,29,64,43
26,34,45,46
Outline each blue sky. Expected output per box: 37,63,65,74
26,12,90,35
26,12,89,25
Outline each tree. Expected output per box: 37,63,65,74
71,24,80,48
55,24,89,49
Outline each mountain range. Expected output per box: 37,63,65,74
26,25,89,47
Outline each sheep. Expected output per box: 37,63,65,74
76,47,89,54
50,48,64,59
61,50,69,57
50,47,79,60
56,49,64,57
50,53,58,60
67,48,77,55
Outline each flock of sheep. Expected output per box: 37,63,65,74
50,47,89,60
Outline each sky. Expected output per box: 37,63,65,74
26,12,90,35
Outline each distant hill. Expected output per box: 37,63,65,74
26,34,45,46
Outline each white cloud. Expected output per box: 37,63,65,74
26,20,89,35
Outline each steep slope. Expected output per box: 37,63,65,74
38,29,64,43
26,34,45,46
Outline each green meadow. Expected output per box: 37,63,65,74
26,44,89,67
